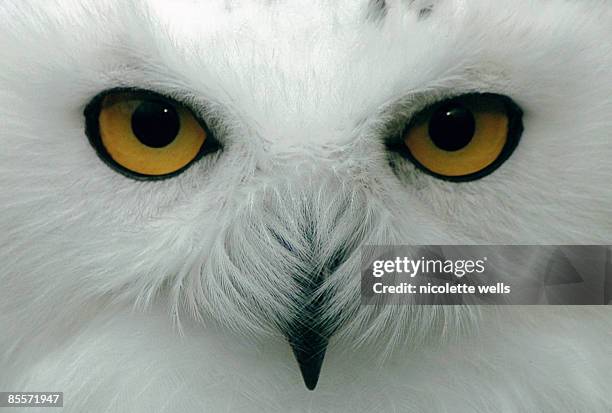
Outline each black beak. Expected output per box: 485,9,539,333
274,229,348,390
287,321,329,390
285,268,333,390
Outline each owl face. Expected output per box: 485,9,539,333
1,0,611,388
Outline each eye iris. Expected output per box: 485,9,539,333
131,101,180,148
428,103,476,152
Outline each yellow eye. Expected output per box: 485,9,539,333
85,90,216,179
402,94,523,181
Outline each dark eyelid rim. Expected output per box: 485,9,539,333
387,92,524,183
84,87,220,181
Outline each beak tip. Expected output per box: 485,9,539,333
289,335,328,391
294,347,326,391
305,379,318,391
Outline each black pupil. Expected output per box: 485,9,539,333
131,100,180,148
428,103,476,152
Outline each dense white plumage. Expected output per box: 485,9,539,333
1,0,611,411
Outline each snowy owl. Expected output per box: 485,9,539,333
1,0,612,412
